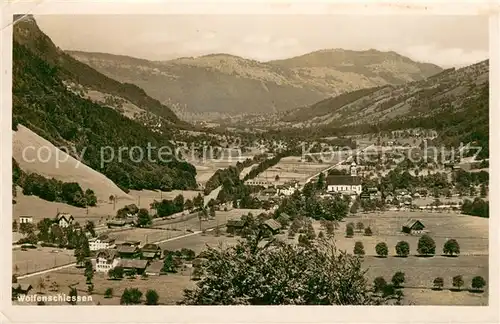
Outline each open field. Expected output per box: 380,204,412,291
13,247,76,276
318,211,488,256
13,125,130,201
250,155,334,185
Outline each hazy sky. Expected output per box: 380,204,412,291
35,15,489,68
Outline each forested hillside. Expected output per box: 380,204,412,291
12,17,197,192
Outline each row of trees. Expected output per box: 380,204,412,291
13,159,97,207
433,275,486,292
349,235,460,257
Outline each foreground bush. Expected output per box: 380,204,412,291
181,229,397,305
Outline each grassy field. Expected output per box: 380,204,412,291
13,247,76,276
250,155,333,185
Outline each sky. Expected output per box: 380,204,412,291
35,15,489,68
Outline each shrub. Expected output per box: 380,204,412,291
417,235,436,256
443,239,460,256
452,275,464,290
364,227,373,236
355,222,364,232
104,288,113,298
353,242,365,256
375,242,388,257
395,241,410,257
145,289,159,305
433,277,444,290
373,276,387,293
345,225,354,238
391,271,405,288
471,276,486,292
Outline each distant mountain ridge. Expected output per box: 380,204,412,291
67,48,442,116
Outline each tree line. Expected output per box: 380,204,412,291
13,158,97,207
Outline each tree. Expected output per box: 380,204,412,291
353,241,365,256
193,194,204,210
364,227,373,236
19,222,35,235
433,277,444,290
12,220,18,232
84,221,96,237
120,288,143,305
375,242,388,257
355,222,364,232
137,208,152,227
68,287,78,305
373,277,387,293
145,289,159,305
316,172,325,190
162,253,179,273
452,275,464,291
471,276,486,292
443,239,460,256
181,234,390,305
185,199,194,211
87,283,94,295
104,287,113,298
275,174,280,182
395,241,410,257
84,259,93,283
417,235,436,256
345,224,354,238
480,184,487,198
108,267,124,280
49,281,58,292
391,271,405,288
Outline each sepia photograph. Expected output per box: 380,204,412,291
5,3,494,317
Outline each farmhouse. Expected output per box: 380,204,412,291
140,243,162,260
118,259,149,274
145,260,164,276
262,219,282,235
116,244,140,259
326,162,362,194
402,219,425,234
56,213,74,228
95,249,120,272
19,216,33,224
226,219,247,235
89,235,116,251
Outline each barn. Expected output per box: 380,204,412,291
402,219,425,234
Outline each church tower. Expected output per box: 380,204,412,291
350,161,357,177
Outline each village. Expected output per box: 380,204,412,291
12,132,489,306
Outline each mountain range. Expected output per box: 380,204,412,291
67,48,442,117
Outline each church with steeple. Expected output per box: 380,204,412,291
325,161,362,195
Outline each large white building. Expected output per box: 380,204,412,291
95,249,120,272
89,236,116,251
326,162,362,194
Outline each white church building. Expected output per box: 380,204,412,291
326,162,362,194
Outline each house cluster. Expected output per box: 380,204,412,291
258,180,300,197
18,213,75,229
94,240,163,276
226,216,283,236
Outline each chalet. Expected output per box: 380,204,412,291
19,216,33,224
56,213,74,228
262,219,282,235
89,235,116,251
226,219,247,235
402,219,425,234
326,162,362,194
95,249,120,272
118,259,149,274
140,244,162,260
116,244,140,259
